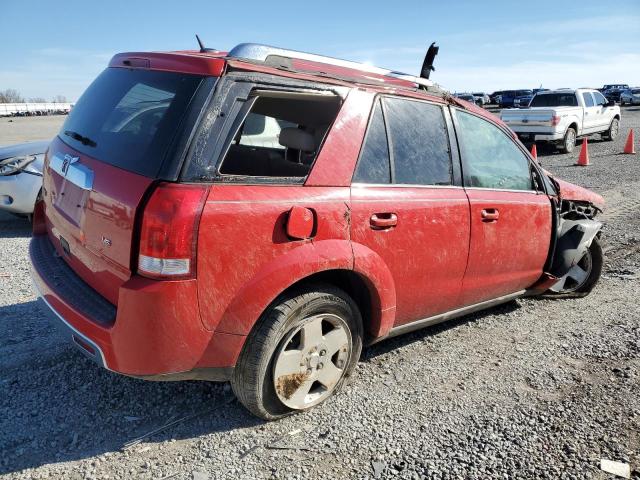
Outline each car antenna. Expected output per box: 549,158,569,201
195,34,218,53
420,42,439,80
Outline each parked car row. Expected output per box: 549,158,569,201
620,87,640,105
599,84,629,104
470,84,634,109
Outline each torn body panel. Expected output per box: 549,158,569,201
541,175,604,286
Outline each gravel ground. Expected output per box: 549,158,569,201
1,108,639,480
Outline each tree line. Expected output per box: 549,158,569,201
0,88,68,103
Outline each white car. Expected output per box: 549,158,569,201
500,89,621,153
620,88,640,106
0,140,50,215
472,92,490,106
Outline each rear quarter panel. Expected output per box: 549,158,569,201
196,185,353,335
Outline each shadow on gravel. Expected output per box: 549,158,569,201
0,211,31,239
0,298,525,474
0,299,262,475
363,300,521,361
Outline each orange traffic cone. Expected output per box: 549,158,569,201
623,129,636,154
576,138,589,166
530,143,537,160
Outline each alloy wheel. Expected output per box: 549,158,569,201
273,314,351,409
551,248,593,293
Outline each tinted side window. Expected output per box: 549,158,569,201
383,97,452,185
594,92,608,106
353,99,390,183
582,92,595,107
456,110,532,191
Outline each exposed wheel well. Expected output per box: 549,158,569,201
567,122,578,134
276,270,375,338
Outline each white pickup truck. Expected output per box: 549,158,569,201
500,89,621,153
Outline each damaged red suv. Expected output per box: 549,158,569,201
30,43,604,420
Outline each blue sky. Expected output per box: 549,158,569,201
1,0,639,100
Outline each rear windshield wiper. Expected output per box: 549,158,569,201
64,130,97,148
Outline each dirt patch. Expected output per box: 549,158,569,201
275,372,309,399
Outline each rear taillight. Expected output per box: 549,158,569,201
137,183,209,280
550,115,561,126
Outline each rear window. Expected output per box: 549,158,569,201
530,93,578,107
59,68,204,177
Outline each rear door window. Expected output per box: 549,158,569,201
353,99,391,184
582,92,595,107
60,68,204,178
594,92,608,105
382,97,452,185
455,110,532,191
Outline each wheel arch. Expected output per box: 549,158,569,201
212,239,397,340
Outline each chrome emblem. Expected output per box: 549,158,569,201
61,154,79,175
101,236,112,247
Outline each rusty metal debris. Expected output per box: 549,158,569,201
123,396,234,450
240,425,314,458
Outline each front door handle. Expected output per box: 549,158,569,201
370,213,397,230
481,208,499,222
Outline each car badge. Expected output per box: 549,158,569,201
61,154,79,176
102,236,112,247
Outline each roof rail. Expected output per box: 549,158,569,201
227,43,434,89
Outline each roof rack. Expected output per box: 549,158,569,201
227,43,434,89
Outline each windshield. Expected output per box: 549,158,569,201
59,68,204,177
530,93,578,107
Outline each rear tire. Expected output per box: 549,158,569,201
602,117,619,141
560,127,577,153
231,284,363,420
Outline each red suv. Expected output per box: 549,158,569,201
30,43,604,419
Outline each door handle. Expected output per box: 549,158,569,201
481,208,499,222
370,213,397,229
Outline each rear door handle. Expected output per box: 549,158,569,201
370,213,397,229
481,208,499,222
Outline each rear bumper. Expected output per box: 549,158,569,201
513,131,564,142
30,234,244,380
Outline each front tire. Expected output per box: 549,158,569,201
549,236,603,297
231,284,363,420
602,117,619,141
560,127,577,153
